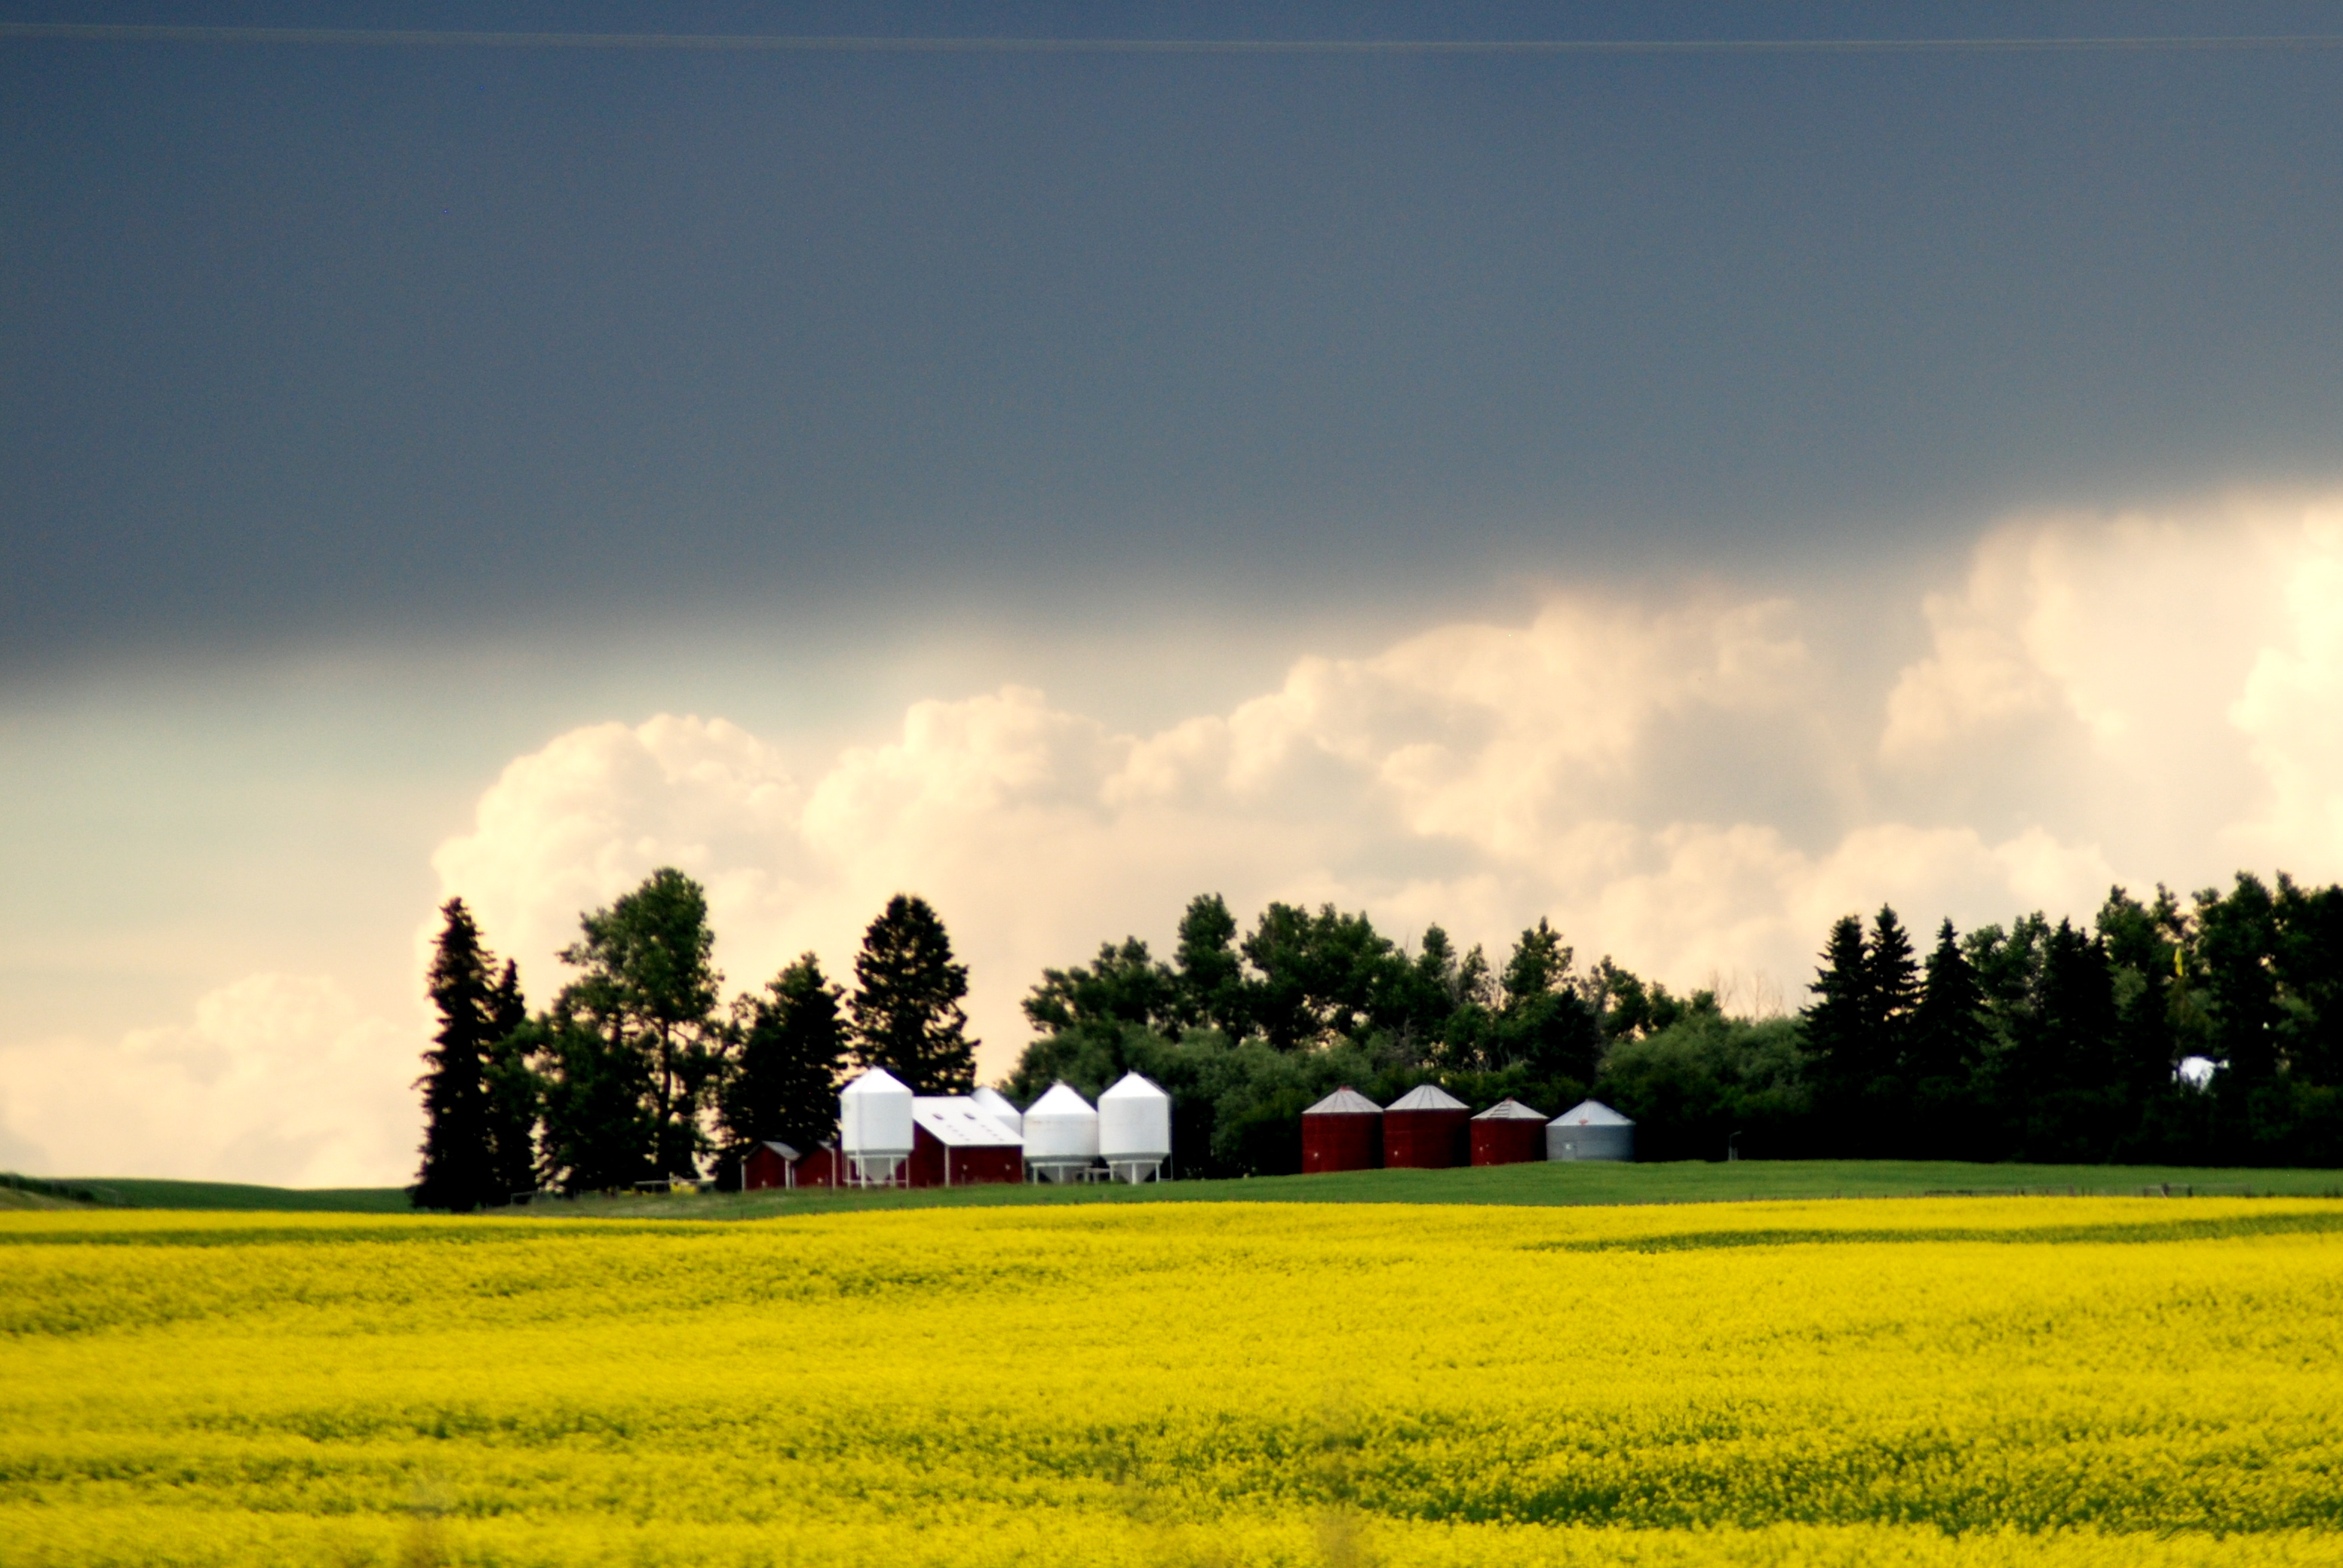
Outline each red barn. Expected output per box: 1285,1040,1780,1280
1301,1087,1383,1174
793,1145,855,1188
742,1140,802,1191
906,1097,1025,1187
1382,1083,1470,1168
1469,1098,1548,1166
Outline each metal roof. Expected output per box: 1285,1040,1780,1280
1304,1087,1382,1116
911,1096,1024,1148
1385,1083,1468,1112
1472,1097,1547,1120
758,1140,802,1161
1553,1098,1635,1127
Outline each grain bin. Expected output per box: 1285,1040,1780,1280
970,1085,1024,1136
1301,1087,1383,1174
1547,1100,1635,1161
1469,1098,1548,1166
1382,1083,1470,1169
839,1068,915,1186
1021,1082,1101,1182
1098,1072,1173,1183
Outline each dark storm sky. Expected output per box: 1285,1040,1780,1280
5,1,2342,665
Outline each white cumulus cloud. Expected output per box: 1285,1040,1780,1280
0,974,416,1188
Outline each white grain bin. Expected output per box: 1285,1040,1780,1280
1098,1072,1173,1183
1021,1081,1101,1182
1547,1099,1635,1162
970,1085,1024,1136
838,1067,915,1186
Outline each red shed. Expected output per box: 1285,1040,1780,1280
1301,1087,1383,1174
742,1140,802,1191
1469,1098,1548,1166
794,1145,855,1188
1383,1083,1470,1168
907,1097,1025,1187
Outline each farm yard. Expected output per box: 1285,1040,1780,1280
6,1195,2343,1566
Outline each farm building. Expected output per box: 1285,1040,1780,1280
907,1097,1025,1186
1100,1072,1174,1183
1469,1098,1548,1166
1547,1100,1635,1161
1024,1082,1101,1181
840,1067,916,1186
1302,1087,1383,1174
1382,1083,1470,1168
742,1140,801,1191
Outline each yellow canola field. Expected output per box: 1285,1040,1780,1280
3,1197,2341,1567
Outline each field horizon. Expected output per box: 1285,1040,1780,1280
12,1158,2343,1217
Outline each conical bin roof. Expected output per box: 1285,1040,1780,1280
1304,1087,1383,1116
1472,1097,1547,1120
970,1085,1023,1134
1552,1098,1634,1127
1386,1083,1467,1112
1023,1081,1100,1162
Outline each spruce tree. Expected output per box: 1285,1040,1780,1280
1908,919,1988,1153
850,894,977,1093
1803,913,1874,1105
480,959,541,1203
413,898,498,1212
720,954,849,1158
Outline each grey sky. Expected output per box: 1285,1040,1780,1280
7,1,2343,668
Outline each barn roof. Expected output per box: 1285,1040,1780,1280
1385,1083,1468,1112
1304,1087,1382,1116
911,1096,1024,1147
1472,1097,1547,1121
758,1140,802,1161
1553,1098,1634,1127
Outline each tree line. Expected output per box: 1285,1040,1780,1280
1009,873,2343,1173
417,866,2343,1205
412,870,976,1211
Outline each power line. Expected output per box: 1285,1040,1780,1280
4,23,2343,55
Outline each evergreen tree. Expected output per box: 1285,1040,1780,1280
2097,885,2182,1100
851,894,977,1093
1866,907,1921,1069
2195,873,2283,1086
721,954,849,1158
479,959,540,1203
1908,919,1988,1150
412,898,499,1212
557,867,724,1179
1803,913,1873,1103
2023,919,2120,1155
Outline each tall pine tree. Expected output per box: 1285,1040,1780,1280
1908,919,1988,1152
413,898,499,1212
720,954,849,1161
479,959,540,1203
851,894,977,1093
1804,913,1874,1104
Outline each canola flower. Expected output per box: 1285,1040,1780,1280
2,1198,2341,1566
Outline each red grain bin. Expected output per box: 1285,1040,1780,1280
1382,1083,1470,1168
1301,1087,1383,1174
1469,1098,1549,1166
